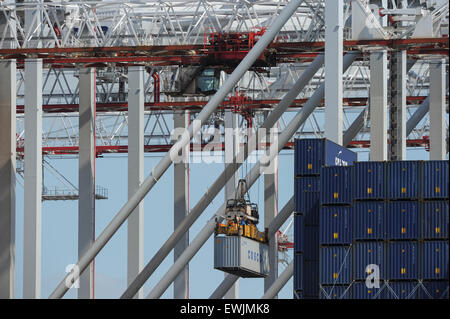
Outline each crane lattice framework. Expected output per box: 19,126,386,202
0,0,448,299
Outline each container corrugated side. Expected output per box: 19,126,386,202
294,214,304,253
303,260,319,297
422,241,448,280
301,191,320,226
387,161,420,200
386,201,420,240
319,285,352,299
386,241,419,280
294,253,303,291
352,281,386,299
353,241,385,281
352,201,385,240
320,246,352,284
422,160,449,199
354,161,386,200
385,281,420,299
294,138,357,176
421,281,450,299
422,201,449,240
295,178,320,212
320,206,352,245
304,225,319,261
320,166,353,205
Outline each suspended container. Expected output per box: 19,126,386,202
320,166,353,205
294,253,303,291
422,241,448,280
352,281,386,299
386,201,420,240
353,161,386,200
353,201,385,241
421,281,450,299
303,260,320,298
214,235,269,278
422,160,449,199
294,138,357,176
295,178,319,212
320,246,352,285
301,191,320,226
319,285,351,299
387,161,420,200
422,201,449,240
294,214,304,253
386,241,419,280
320,206,352,245
385,281,420,299
353,241,385,281
304,225,319,261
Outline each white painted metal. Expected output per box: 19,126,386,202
23,59,43,299
429,59,447,160
127,66,145,299
0,60,16,299
261,261,293,299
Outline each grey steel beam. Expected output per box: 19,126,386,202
145,53,359,299
0,60,16,299
78,68,96,299
50,0,304,299
343,108,368,147
261,262,294,299
429,59,447,160
121,52,325,299
127,66,145,299
209,274,239,300
23,59,43,299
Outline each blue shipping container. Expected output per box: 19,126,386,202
352,281,386,299
422,241,449,280
294,214,304,253
303,260,319,297
320,166,353,205
421,281,449,299
353,201,385,240
301,191,320,226
387,241,419,280
422,160,449,199
422,201,449,240
294,253,303,291
320,206,352,245
385,282,420,299
295,178,320,212
319,285,351,299
353,241,385,281
386,201,420,240
387,161,420,200
304,225,319,261
320,246,352,284
354,161,386,200
294,138,357,176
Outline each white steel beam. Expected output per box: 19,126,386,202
324,0,343,145
429,59,447,160
127,66,145,299
0,60,16,299
78,68,96,299
23,59,43,298
173,110,189,299
261,261,293,299
370,51,388,160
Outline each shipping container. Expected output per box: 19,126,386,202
320,206,352,245
420,281,449,299
320,246,352,284
385,281,420,299
352,281,386,299
354,161,386,200
386,241,419,280
353,201,385,240
386,201,420,240
422,241,448,280
319,285,351,299
302,191,320,226
294,214,304,253
304,225,319,261
422,160,449,199
214,235,269,278
353,241,385,281
294,138,357,176
387,161,420,200
320,166,353,205
294,253,303,291
422,201,449,240
295,178,320,212
303,260,320,297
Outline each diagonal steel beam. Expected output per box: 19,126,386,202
261,261,294,299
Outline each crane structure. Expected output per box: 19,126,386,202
0,0,448,300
